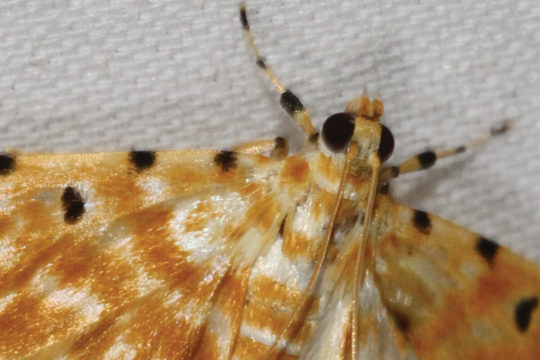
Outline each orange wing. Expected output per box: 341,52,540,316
1,149,539,359
0,150,291,359
373,194,540,360
0,150,336,359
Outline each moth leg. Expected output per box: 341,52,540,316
345,95,384,121
233,136,289,159
239,4,317,139
380,119,514,182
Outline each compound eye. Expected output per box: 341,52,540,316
321,113,356,153
378,124,394,162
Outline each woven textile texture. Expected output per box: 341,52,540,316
0,0,538,260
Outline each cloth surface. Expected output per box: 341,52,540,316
0,0,538,260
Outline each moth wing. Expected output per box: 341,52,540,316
300,270,418,360
0,151,290,359
374,196,540,360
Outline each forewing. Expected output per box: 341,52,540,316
373,196,540,360
0,150,289,359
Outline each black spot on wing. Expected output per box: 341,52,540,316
413,210,431,234
0,154,15,175
279,217,286,237
390,309,411,333
62,186,85,224
515,297,538,332
130,150,156,171
214,151,237,172
476,237,500,265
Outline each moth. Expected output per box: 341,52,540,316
0,3,539,360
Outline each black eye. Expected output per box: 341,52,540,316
321,113,356,152
378,124,394,162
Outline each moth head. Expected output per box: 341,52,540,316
321,112,394,164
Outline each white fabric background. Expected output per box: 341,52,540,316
0,0,538,261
